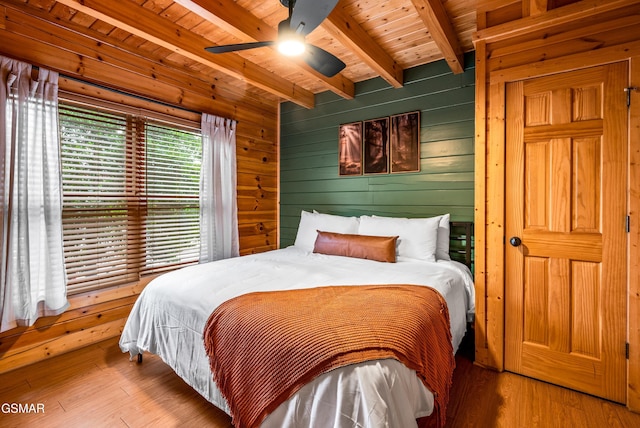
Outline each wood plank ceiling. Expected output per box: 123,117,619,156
1,0,477,109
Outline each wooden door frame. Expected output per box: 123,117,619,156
629,56,640,412
474,49,640,410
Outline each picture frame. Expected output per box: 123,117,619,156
390,111,421,173
363,117,389,174
338,121,363,176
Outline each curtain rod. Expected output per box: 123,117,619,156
26,65,238,123
60,73,240,123
27,63,198,116
61,74,204,116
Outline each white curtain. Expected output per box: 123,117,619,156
0,56,69,333
200,113,239,262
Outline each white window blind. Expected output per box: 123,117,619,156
59,101,201,293
143,121,201,274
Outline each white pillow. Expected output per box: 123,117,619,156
436,213,451,261
369,214,451,261
359,215,440,262
293,210,360,252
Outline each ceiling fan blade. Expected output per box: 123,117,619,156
290,0,339,36
304,44,345,77
205,41,274,54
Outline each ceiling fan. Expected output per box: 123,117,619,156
205,0,346,78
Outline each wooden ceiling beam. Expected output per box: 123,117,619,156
324,6,404,88
174,0,276,42
55,0,315,109
174,0,355,100
526,0,549,16
0,1,276,118
410,0,465,74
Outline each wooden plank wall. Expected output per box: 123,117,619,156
279,53,476,246
473,0,640,412
0,2,278,373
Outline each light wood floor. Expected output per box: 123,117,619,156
1,337,639,427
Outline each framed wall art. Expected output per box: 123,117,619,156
338,121,363,176
363,117,389,174
390,111,420,173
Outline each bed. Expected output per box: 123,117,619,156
119,212,475,428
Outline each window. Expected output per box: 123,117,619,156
59,100,201,293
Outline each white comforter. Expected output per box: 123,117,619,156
119,246,474,428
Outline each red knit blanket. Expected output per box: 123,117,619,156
203,284,454,428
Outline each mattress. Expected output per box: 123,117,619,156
119,246,474,427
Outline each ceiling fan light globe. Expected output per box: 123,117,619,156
277,39,306,56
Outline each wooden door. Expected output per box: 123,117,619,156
505,63,628,403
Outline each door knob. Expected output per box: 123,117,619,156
509,236,522,247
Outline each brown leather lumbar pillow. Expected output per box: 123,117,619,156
312,230,398,263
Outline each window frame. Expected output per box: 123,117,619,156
58,92,202,295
